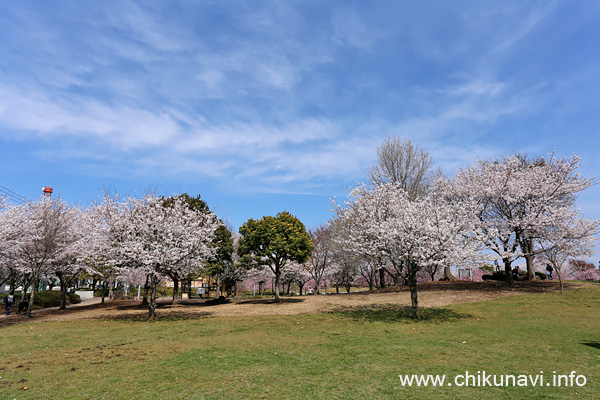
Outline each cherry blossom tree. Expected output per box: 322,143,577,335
329,253,356,294
244,267,273,296
10,198,79,317
333,183,478,319
0,200,28,293
445,152,597,282
163,193,215,301
285,261,312,295
94,193,219,319
536,215,599,294
50,205,100,310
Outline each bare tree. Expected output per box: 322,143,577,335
368,136,440,199
307,224,334,294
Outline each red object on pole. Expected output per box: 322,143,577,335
42,186,53,197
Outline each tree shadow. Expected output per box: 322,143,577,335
93,310,214,322
331,304,472,323
580,341,600,351
236,298,304,305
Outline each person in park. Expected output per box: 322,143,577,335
18,299,29,314
3,292,14,315
546,264,554,280
512,266,520,281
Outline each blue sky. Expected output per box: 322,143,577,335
1,1,599,260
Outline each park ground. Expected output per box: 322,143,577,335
1,281,599,399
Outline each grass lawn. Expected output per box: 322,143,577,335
1,285,599,399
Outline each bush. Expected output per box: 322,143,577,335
535,272,547,280
33,291,62,307
94,289,110,297
482,272,506,281
479,265,494,273
68,292,81,304
32,291,81,307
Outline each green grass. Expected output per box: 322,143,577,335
1,287,599,399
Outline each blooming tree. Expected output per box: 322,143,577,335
446,152,597,282
10,198,79,317
50,205,100,310
285,261,312,295
244,267,273,296
94,193,219,319
535,211,599,293
333,183,478,318
0,200,28,293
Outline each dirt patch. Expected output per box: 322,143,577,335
0,281,587,325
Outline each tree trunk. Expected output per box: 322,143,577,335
26,278,38,318
101,281,106,304
147,276,159,320
429,269,436,281
59,276,68,311
524,253,535,280
172,277,179,304
141,275,150,305
440,266,457,281
378,268,386,288
274,266,281,303
518,235,536,280
20,279,31,302
556,269,564,295
335,285,339,294
409,281,419,319
315,278,321,294
108,275,115,301
502,258,514,286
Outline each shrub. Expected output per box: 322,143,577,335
33,291,62,307
535,272,547,280
32,291,81,307
480,265,494,273
94,289,110,297
68,292,81,304
482,272,506,281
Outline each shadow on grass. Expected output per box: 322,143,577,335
236,298,304,305
580,341,600,351
331,304,472,323
113,298,233,311
94,310,214,322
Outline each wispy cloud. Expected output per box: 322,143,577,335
0,0,597,201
